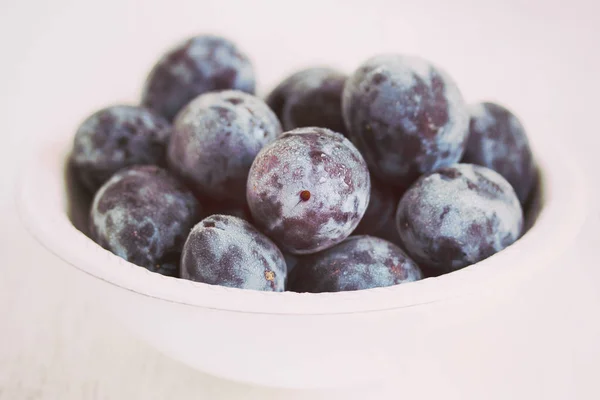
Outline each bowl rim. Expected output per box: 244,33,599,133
16,134,588,315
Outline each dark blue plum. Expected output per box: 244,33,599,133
353,176,397,236
396,164,523,274
462,102,536,204
180,215,287,291
141,35,255,122
282,251,300,274
71,105,171,193
342,54,469,188
288,235,422,293
168,90,282,206
374,218,405,249
352,176,408,248
266,67,347,134
247,127,371,255
89,165,201,277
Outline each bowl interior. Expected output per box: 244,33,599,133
18,131,587,315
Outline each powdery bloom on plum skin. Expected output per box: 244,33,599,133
247,127,371,255
181,215,287,292
463,101,536,204
142,35,256,122
342,54,470,189
89,165,200,277
396,163,524,274
167,90,282,205
71,105,171,193
289,235,422,293
266,67,348,135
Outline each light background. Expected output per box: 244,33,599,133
1,0,599,399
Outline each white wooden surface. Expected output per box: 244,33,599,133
1,0,600,398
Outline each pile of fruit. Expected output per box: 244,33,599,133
70,34,536,293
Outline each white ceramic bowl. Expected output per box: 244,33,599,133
13,2,591,388
17,126,587,389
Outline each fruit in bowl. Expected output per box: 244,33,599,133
180,214,287,291
89,165,201,277
288,235,423,293
17,32,587,390
246,126,371,255
69,35,531,288
396,164,524,275
167,89,282,205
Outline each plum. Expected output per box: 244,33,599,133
247,127,370,255
288,235,422,292
353,176,398,236
141,35,255,121
89,165,200,276
180,215,286,291
167,90,282,205
396,163,523,274
462,102,535,204
71,105,170,193
266,67,347,134
342,54,469,188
